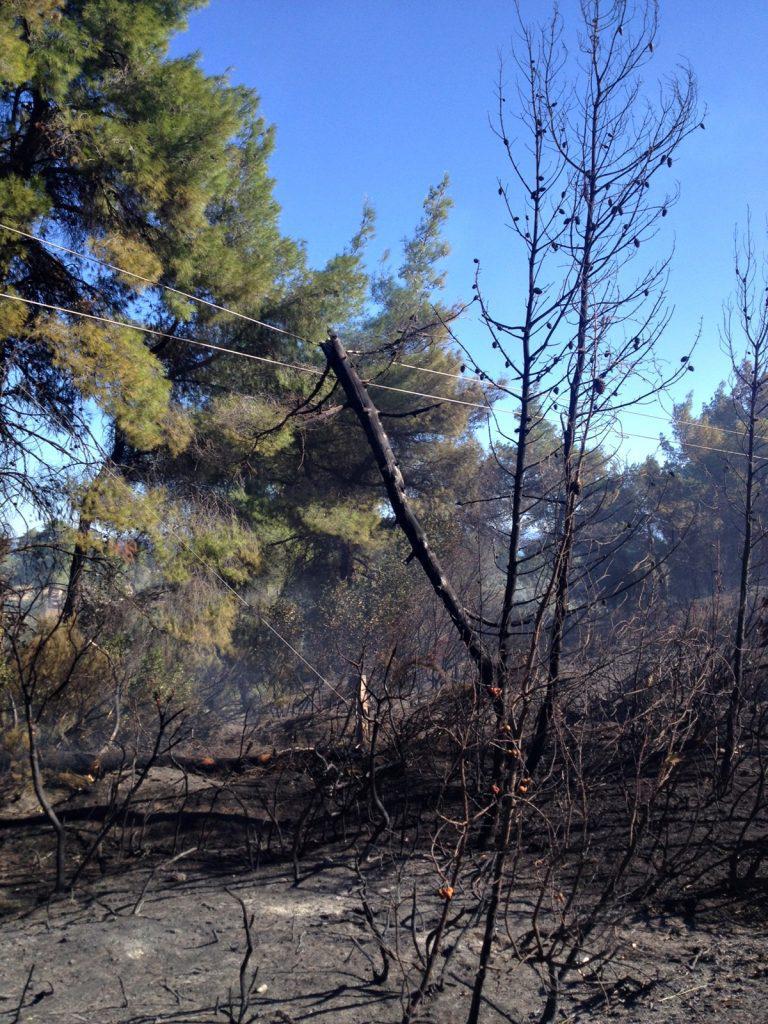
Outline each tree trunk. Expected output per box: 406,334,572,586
62,514,91,620
24,701,66,892
721,365,759,786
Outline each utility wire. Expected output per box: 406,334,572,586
0,291,502,413
0,292,325,377
3,223,766,450
0,222,307,344
1,289,767,464
0,221,501,387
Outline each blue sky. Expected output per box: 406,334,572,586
171,0,768,461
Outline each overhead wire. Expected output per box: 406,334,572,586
0,292,501,413
0,223,500,385
1,288,767,465
3,220,760,443
0,222,307,344
0,292,326,377
2,222,763,441
3,222,768,462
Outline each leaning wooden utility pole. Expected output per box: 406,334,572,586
321,331,497,695
323,330,510,1024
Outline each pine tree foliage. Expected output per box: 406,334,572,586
0,0,304,518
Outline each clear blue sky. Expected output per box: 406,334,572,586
171,0,768,461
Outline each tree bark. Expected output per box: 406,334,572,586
24,701,66,892
62,514,91,619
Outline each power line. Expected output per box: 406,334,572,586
0,291,503,413
377,351,762,447
602,404,765,441
614,429,768,462
3,290,768,464
1,221,503,389
363,352,496,388
0,292,326,377
3,289,768,464
0,222,307,344
3,223,763,451
1,220,502,391
384,358,766,447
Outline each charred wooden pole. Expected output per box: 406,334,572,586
323,331,514,1024
321,332,497,694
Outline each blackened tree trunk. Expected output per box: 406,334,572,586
720,224,768,786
